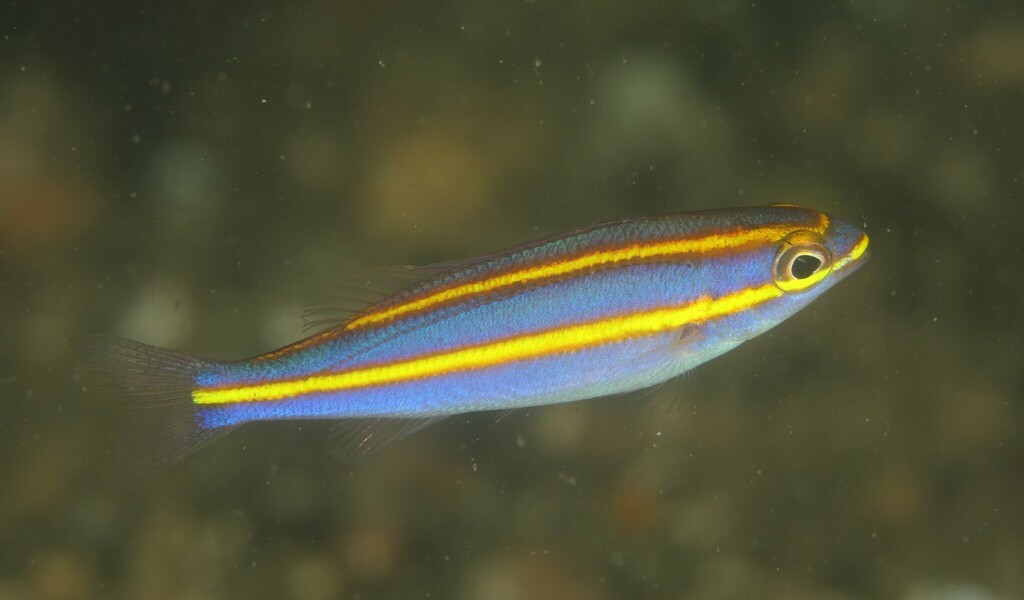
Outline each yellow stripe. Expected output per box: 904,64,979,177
345,218,826,331
194,283,783,405
835,232,870,270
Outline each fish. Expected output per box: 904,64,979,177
71,204,870,485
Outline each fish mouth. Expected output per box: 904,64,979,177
833,232,870,274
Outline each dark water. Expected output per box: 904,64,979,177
2,2,1022,599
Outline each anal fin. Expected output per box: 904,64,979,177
327,416,446,463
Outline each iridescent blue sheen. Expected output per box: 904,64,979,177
197,206,868,427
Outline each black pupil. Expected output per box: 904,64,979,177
791,254,822,279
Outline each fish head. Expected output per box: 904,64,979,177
692,205,871,352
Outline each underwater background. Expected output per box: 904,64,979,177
2,1,1022,599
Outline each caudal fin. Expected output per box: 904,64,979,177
69,335,234,488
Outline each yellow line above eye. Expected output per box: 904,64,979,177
347,218,827,330
254,208,833,363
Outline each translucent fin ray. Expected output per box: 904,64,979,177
327,416,446,463
301,261,473,335
69,335,233,489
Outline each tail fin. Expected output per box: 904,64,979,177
69,335,234,488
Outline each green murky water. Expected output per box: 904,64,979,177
2,2,1022,599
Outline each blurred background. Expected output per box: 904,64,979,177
1,1,1022,599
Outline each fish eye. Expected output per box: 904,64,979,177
772,232,833,292
791,254,823,279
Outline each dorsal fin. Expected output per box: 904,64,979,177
301,263,466,335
